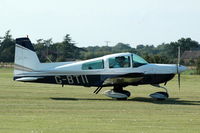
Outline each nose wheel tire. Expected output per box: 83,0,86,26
150,84,169,100
149,91,169,100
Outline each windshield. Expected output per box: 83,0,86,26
132,54,148,67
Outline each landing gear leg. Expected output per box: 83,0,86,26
150,84,169,100
93,86,103,94
113,86,123,92
152,84,169,94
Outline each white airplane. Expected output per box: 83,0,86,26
14,37,187,100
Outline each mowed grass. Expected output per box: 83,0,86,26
0,68,200,133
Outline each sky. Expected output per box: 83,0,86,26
1,0,200,47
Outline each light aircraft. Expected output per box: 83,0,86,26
14,37,187,100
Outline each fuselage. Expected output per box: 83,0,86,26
14,53,187,87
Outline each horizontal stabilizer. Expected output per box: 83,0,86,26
15,77,43,81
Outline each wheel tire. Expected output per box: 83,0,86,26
150,91,169,100
122,90,131,97
113,90,131,100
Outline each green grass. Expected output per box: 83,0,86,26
0,68,200,133
182,68,197,75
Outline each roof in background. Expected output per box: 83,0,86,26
181,50,200,59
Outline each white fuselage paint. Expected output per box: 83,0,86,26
14,52,187,77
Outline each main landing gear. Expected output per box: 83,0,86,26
94,84,169,100
149,84,169,100
93,86,131,100
103,86,131,100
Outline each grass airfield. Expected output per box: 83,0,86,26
0,68,200,133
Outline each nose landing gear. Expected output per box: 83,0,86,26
150,84,169,100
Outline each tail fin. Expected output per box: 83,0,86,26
14,37,40,76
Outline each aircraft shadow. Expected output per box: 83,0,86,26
129,97,200,105
51,97,116,101
50,97,200,105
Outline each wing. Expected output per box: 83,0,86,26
102,73,144,86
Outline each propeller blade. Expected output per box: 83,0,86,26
177,46,180,65
178,73,180,90
177,46,181,91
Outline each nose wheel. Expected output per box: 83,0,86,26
150,84,169,100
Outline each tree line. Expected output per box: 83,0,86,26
1,30,200,67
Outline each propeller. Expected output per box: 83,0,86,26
176,46,181,90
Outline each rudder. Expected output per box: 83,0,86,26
14,37,40,76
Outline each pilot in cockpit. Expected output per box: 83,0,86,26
111,56,130,68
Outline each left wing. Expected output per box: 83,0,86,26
102,73,144,86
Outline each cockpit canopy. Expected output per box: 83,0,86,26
81,53,148,70
108,53,148,68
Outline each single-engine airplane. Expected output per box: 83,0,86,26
14,37,187,100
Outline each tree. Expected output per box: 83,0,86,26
55,34,83,61
196,57,200,75
1,30,200,66
0,30,15,62
136,44,145,49
112,43,132,53
166,38,200,58
34,39,46,62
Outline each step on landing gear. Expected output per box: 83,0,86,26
149,84,169,100
104,86,131,100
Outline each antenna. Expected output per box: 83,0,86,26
105,41,110,46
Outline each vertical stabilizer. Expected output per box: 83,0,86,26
14,38,40,76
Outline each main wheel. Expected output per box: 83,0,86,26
120,90,131,97
104,86,131,99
